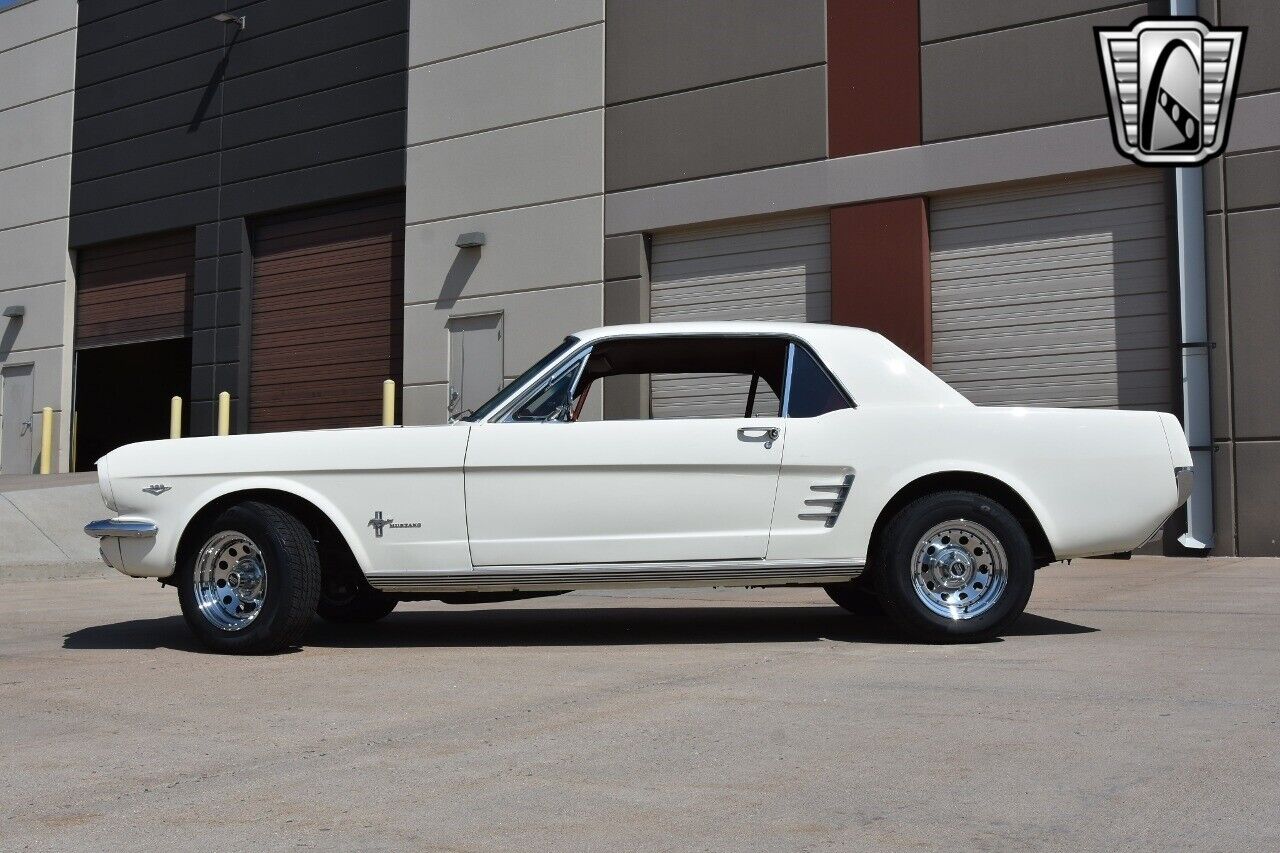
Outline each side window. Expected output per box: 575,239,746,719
786,345,852,418
580,336,789,421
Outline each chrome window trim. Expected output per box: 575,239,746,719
781,342,796,416
497,345,594,423
481,331,857,424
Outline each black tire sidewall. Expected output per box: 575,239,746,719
873,492,1034,640
177,503,318,653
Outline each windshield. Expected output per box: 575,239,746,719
461,337,581,422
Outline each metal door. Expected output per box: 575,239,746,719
1,364,35,475
447,313,503,420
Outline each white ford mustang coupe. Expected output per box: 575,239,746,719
87,322,1192,653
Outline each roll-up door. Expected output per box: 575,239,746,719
648,213,830,418
249,193,405,433
929,172,1174,411
75,230,193,349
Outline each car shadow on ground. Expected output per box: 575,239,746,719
63,606,1096,654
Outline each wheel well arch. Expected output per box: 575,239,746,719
867,472,1055,567
173,489,361,587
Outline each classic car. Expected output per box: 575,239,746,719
86,322,1193,653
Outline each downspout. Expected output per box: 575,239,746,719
1171,0,1213,550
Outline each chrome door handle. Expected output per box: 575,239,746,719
737,426,779,448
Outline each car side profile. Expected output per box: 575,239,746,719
86,322,1193,653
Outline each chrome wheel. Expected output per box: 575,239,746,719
910,519,1008,620
192,531,267,631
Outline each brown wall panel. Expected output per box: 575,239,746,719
921,4,1147,142
75,230,194,349
604,0,826,104
827,0,921,156
249,193,405,432
830,198,932,365
604,66,827,192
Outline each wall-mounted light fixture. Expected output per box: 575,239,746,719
2,305,25,319
455,232,486,249
213,12,246,29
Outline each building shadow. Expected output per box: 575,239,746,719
0,315,21,360
434,247,481,310
63,606,1096,654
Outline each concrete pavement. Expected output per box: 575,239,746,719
2,556,1277,851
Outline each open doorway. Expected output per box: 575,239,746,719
73,338,191,471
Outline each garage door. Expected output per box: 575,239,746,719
75,230,193,349
249,193,404,432
648,213,830,418
929,172,1173,411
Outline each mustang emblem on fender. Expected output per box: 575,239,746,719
142,484,171,496
369,511,394,537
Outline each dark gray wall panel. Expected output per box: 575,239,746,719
1221,0,1280,95
219,150,405,219
220,112,405,184
70,189,220,247
1225,149,1280,210
73,121,221,183
1226,208,1280,439
71,0,409,246
220,71,406,149
920,0,1134,43
220,35,407,114
921,4,1147,142
73,88,221,150
605,66,826,191
73,47,225,119
1235,441,1280,555
604,0,825,104
77,0,223,56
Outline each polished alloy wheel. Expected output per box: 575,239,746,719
909,519,1008,620
193,531,267,631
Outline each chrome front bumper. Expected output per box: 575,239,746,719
85,519,158,538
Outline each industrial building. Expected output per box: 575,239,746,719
0,0,1276,555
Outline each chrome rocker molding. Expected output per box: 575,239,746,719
85,519,158,538
366,559,864,594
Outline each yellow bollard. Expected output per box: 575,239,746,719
40,407,53,475
382,379,395,427
170,396,182,439
217,391,230,436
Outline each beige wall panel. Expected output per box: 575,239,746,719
404,283,602,386
404,196,602,305
409,0,602,66
408,24,602,144
407,111,603,223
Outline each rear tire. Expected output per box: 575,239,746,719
177,501,321,654
871,490,1034,642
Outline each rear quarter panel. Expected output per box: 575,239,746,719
768,406,1178,562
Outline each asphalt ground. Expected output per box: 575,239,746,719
2,556,1277,851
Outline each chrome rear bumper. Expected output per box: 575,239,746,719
1174,466,1194,508
85,519,158,538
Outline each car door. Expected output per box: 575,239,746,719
463,338,787,567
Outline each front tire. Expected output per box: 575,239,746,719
871,491,1034,642
177,501,321,654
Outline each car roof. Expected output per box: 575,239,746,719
571,321,879,344
569,322,971,408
